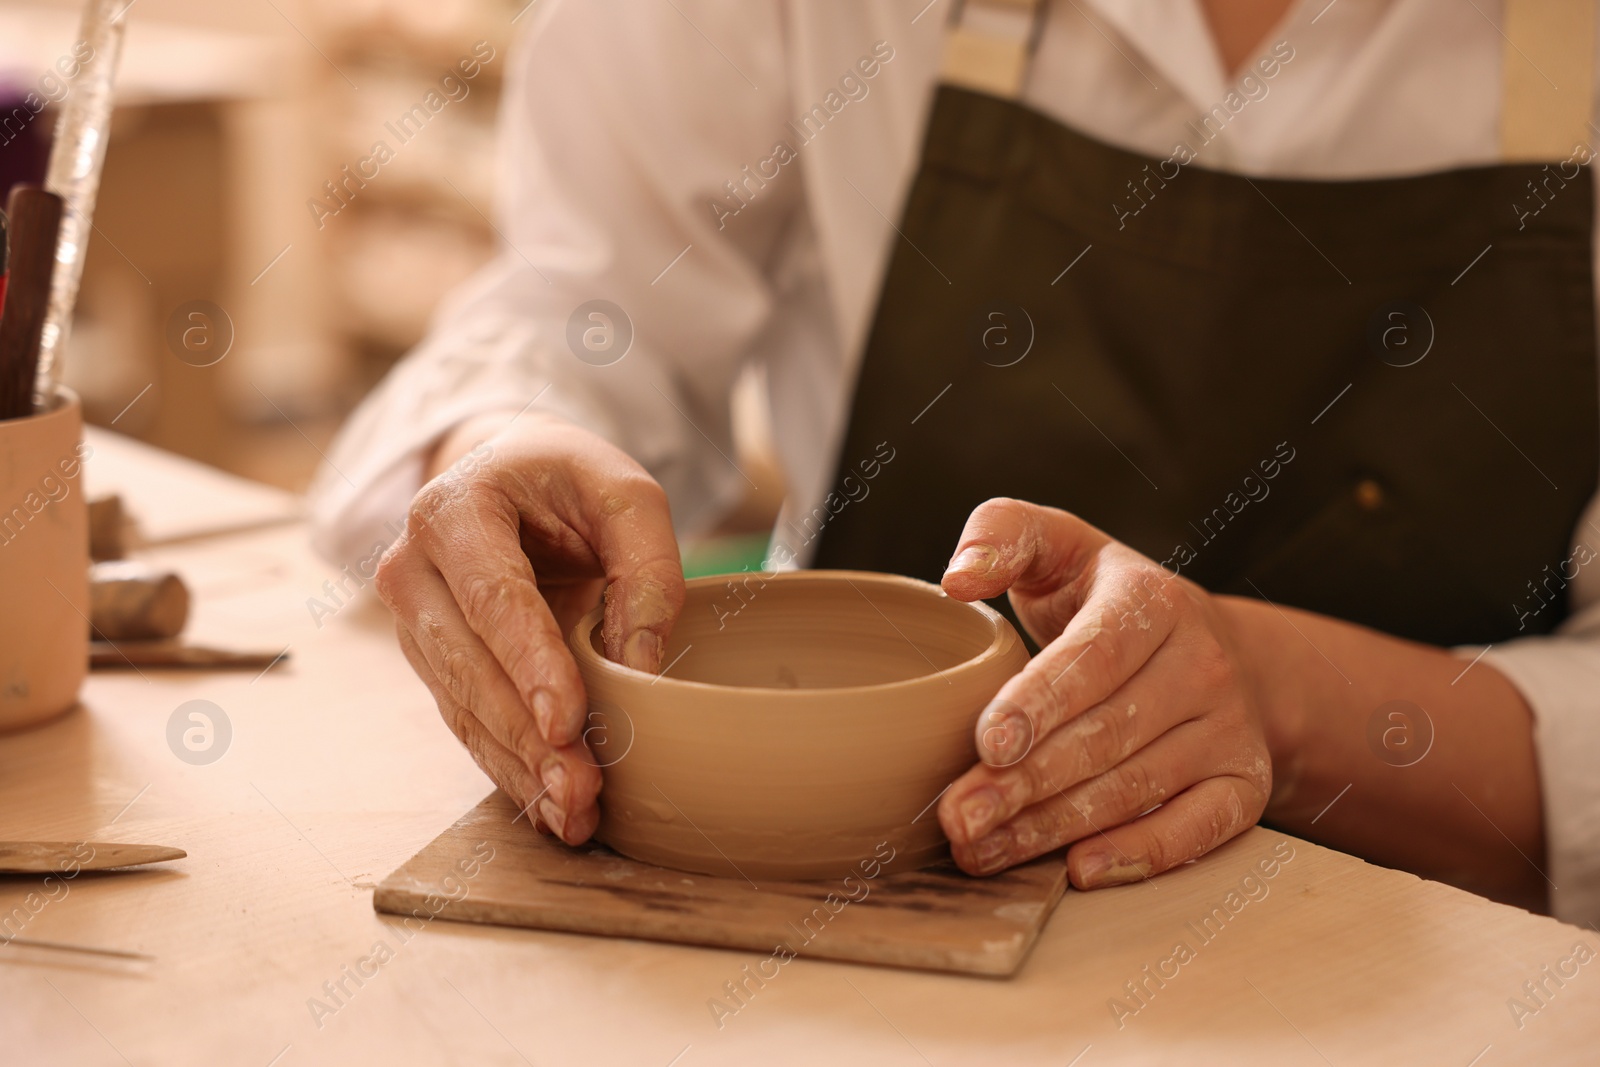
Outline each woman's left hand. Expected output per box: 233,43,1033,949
936,498,1273,889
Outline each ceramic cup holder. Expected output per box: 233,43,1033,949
0,387,89,732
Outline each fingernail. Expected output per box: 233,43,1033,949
540,757,568,810
622,629,663,673
958,787,1000,840
972,833,1009,872
945,544,997,578
977,701,1032,766
538,798,567,840
532,689,559,743
1078,853,1151,889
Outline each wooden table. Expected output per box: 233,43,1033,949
2,434,1597,1065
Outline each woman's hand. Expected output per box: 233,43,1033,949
936,498,1272,889
374,411,685,843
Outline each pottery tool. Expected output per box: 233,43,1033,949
90,641,289,670
0,841,185,874
89,560,191,641
35,0,129,401
85,559,288,668
377,792,1069,977
1,935,153,962
0,186,64,420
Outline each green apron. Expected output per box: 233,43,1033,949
812,2,1598,648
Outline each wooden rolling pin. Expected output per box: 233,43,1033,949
89,560,190,641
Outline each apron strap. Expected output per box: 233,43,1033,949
939,0,1043,99
1499,0,1594,160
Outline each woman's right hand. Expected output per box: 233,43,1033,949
374,410,685,842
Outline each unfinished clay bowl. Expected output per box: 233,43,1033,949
568,569,1028,881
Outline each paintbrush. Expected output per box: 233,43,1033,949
0,841,185,874
0,186,65,421
36,0,129,398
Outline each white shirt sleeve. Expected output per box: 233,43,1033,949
1479,61,1600,927
308,0,803,567
1477,493,1600,927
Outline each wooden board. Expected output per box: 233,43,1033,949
375,791,1069,976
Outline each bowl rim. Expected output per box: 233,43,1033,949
568,568,1021,699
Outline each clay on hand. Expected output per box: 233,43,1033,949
375,411,686,845
936,498,1273,889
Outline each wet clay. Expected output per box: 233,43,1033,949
569,570,1029,880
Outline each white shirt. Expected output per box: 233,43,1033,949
309,0,1600,926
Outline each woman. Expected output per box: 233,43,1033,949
311,0,1600,923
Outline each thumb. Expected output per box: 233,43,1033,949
941,497,1109,604
586,478,686,673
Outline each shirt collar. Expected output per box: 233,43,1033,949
1071,0,1230,109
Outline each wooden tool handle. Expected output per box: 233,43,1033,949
0,185,65,421
90,641,287,670
89,560,191,642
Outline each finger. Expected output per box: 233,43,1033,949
404,472,588,747
940,500,1181,766
397,624,602,844
974,561,1182,767
395,624,540,811
940,497,1110,613
941,657,1193,846
958,715,1271,877
1067,776,1263,890
378,543,545,766
578,473,685,675
379,547,571,788
947,719,1223,874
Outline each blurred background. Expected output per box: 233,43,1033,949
0,0,783,563
1,0,511,487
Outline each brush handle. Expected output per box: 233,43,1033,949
0,186,65,421
37,0,128,396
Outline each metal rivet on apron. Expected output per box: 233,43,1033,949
1354,479,1385,511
